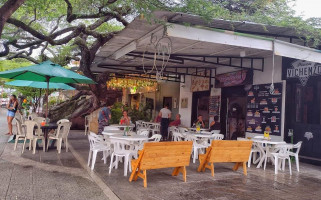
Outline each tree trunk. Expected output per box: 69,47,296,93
0,0,26,38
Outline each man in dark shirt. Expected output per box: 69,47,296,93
210,115,221,132
98,105,112,134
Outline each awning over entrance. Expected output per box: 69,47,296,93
91,11,321,81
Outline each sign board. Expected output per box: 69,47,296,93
191,76,210,92
209,96,220,118
245,83,283,136
215,70,253,88
282,57,321,86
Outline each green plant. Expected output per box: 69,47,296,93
2,92,7,98
110,102,152,125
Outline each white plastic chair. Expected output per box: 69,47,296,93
135,121,143,130
254,135,264,139
57,119,69,124
210,130,220,134
28,113,38,120
288,141,302,172
271,144,292,175
47,122,72,153
88,132,110,170
178,127,188,134
137,130,149,137
33,117,46,136
168,126,179,140
172,131,184,141
149,134,162,142
185,134,208,163
22,120,45,154
14,118,26,151
248,142,262,167
150,124,160,136
109,138,135,176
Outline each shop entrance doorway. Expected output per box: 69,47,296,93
221,86,247,140
192,91,210,127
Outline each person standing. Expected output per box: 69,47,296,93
98,105,112,134
6,95,18,135
159,104,171,141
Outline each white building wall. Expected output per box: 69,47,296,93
179,75,193,127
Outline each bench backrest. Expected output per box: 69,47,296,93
140,141,193,170
209,140,253,163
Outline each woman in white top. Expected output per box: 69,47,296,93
159,104,171,141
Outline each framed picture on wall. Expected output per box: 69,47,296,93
173,98,177,109
181,98,188,108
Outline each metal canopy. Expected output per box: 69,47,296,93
91,11,321,81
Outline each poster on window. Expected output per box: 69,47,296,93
246,83,282,136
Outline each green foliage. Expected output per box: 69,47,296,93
0,59,31,72
2,92,7,98
110,102,151,124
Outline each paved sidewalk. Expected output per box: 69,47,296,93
68,130,321,200
0,108,108,200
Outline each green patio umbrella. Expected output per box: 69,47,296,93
0,60,95,117
5,80,75,90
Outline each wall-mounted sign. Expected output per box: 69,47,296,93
191,76,210,92
282,57,321,86
209,96,220,118
246,83,283,136
215,70,253,88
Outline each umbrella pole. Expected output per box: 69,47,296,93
46,77,49,118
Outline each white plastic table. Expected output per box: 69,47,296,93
184,132,212,138
252,138,286,169
188,128,210,132
101,130,123,136
109,134,148,142
109,124,135,131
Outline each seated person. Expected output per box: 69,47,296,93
210,115,221,131
120,110,131,125
193,115,205,128
169,114,181,127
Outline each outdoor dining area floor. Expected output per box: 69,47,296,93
65,130,321,200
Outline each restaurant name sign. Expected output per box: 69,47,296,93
283,58,321,86
215,70,252,88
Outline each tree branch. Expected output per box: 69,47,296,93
0,0,26,38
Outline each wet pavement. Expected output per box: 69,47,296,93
1,106,321,200
68,130,321,200
0,108,107,200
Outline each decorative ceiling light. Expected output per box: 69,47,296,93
142,27,172,81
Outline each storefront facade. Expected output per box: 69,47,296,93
283,57,321,164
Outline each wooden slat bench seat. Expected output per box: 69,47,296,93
197,140,253,177
129,141,193,188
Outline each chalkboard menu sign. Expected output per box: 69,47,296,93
209,96,220,118
246,83,282,136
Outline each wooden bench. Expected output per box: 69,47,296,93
129,141,193,188
197,140,253,177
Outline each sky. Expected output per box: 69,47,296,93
292,0,321,19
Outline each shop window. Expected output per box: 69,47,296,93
295,82,321,124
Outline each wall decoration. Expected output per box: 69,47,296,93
215,70,253,88
181,98,188,108
246,83,283,136
209,96,220,118
173,98,177,109
191,76,210,92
